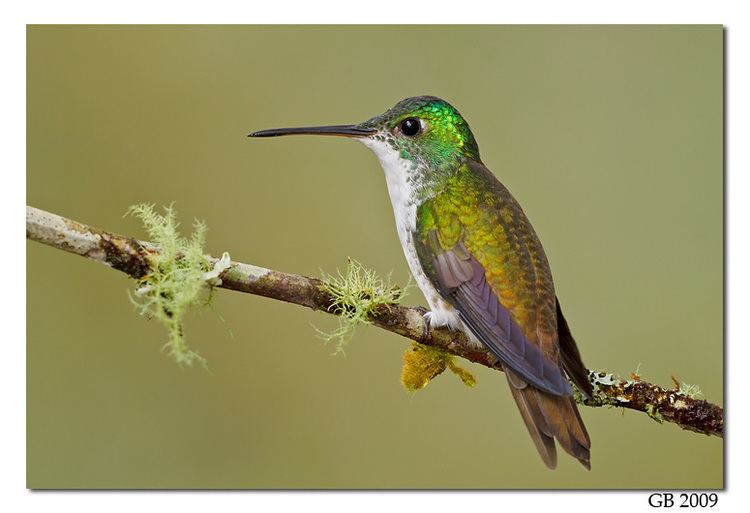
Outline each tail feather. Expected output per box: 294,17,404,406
505,367,557,469
505,366,591,470
537,391,591,467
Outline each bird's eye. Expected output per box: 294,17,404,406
399,118,422,137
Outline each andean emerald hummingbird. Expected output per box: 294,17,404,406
250,96,593,470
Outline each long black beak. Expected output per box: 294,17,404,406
248,124,376,138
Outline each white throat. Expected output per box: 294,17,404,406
358,138,417,233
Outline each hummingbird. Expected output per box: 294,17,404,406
250,96,593,469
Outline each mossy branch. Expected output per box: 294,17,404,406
26,205,724,438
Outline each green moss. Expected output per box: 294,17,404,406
126,203,225,367
446,358,477,388
401,342,476,391
316,258,408,354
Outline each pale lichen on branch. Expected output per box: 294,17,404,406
316,259,408,354
125,204,222,367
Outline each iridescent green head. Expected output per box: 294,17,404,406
356,96,480,166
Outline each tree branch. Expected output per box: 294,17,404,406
26,205,723,438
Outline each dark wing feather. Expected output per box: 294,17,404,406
555,298,594,399
416,237,572,397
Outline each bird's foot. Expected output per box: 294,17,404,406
423,308,462,330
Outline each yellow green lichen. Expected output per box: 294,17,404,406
126,203,217,367
316,258,408,354
677,382,703,399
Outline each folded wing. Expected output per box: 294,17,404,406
414,232,572,397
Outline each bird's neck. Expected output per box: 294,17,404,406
359,137,464,229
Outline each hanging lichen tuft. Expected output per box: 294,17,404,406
401,342,476,391
126,203,230,367
316,258,408,354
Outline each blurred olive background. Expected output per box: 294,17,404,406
27,25,723,489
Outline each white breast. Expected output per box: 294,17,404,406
358,137,462,330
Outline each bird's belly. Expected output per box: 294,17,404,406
396,222,464,331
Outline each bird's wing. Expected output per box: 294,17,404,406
413,159,591,468
414,230,571,396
